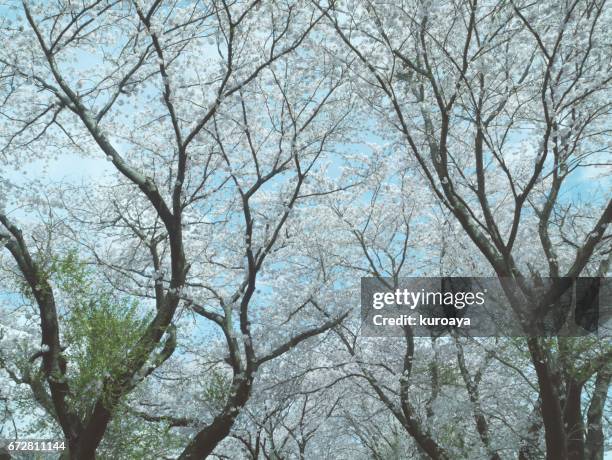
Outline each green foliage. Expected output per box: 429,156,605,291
436,361,459,386
11,250,190,457
50,251,151,414
201,368,232,411
96,408,189,460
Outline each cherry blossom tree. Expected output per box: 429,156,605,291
0,0,350,458
0,0,609,459
317,0,611,458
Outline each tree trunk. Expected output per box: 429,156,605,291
527,338,568,460
584,370,611,460
518,401,543,460
178,378,252,459
564,378,585,460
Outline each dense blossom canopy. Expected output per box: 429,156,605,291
0,1,610,459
